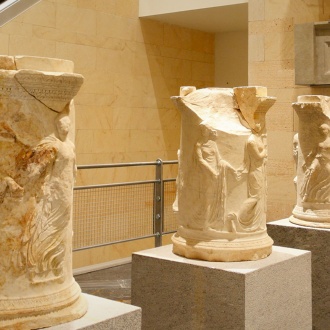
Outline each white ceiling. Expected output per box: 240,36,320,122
139,3,248,33
0,0,42,26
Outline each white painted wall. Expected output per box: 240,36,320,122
139,0,247,17
215,31,248,87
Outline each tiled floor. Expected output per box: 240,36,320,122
74,263,132,304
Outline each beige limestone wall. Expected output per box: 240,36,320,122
0,0,215,268
248,0,330,221
0,0,214,183
215,30,248,87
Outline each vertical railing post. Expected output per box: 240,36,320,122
154,158,163,247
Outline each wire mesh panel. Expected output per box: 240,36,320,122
72,183,155,250
163,180,178,233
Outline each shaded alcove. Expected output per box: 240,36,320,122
139,0,248,88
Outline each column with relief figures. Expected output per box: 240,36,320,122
291,95,330,228
171,86,276,261
0,56,86,329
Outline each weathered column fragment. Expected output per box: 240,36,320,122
0,56,86,329
291,95,330,228
171,86,276,261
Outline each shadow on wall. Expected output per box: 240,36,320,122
139,18,215,169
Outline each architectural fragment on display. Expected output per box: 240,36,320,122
295,21,330,86
0,55,87,329
291,95,330,228
171,86,276,261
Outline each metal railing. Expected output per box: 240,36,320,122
72,159,178,252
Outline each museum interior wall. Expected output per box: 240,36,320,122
248,0,330,221
1,0,329,269
0,0,215,268
215,30,248,87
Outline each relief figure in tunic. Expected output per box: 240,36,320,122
300,123,330,203
193,122,236,231
0,123,24,203
293,133,299,189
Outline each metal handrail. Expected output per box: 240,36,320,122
73,234,158,252
76,159,177,170
72,159,178,252
74,180,158,190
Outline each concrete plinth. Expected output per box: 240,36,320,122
268,218,330,330
50,293,141,330
132,245,311,330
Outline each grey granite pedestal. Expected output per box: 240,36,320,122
268,218,330,330
131,244,311,330
50,293,141,330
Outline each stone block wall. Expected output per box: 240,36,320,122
248,0,330,221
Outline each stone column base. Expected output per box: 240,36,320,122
172,226,273,261
291,204,330,228
0,282,87,330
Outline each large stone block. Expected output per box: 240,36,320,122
132,244,311,330
268,218,330,330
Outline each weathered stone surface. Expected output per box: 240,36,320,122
0,55,15,70
171,86,276,261
15,55,74,73
0,56,86,329
291,95,330,228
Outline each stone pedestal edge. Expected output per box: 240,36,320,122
171,233,273,261
0,294,87,330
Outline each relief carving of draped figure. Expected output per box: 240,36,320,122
192,122,236,231
230,123,267,232
18,110,75,283
300,123,330,204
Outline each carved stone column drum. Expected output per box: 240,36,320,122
291,95,330,228
171,86,276,261
0,56,86,329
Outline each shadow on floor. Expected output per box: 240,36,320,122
74,263,132,304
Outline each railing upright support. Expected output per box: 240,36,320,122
154,159,164,247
